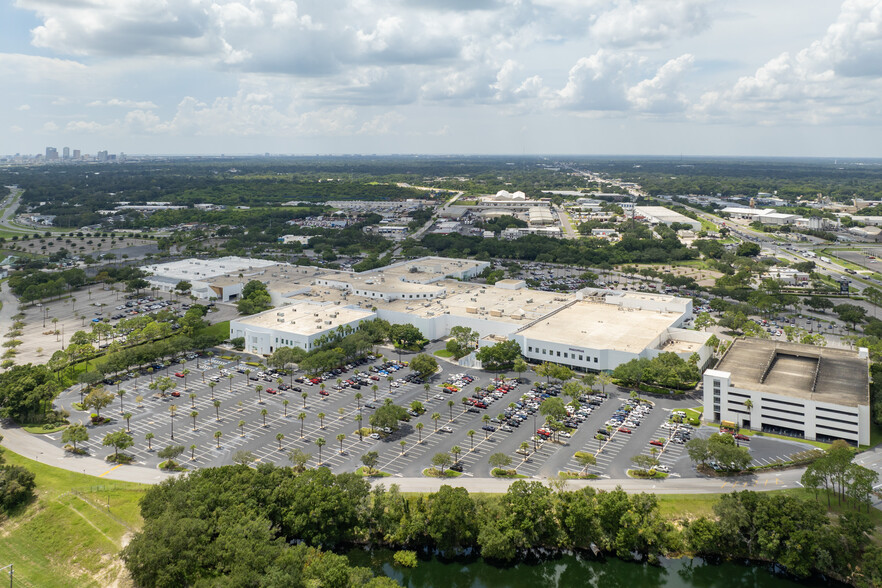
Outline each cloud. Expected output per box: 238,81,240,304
696,0,882,124
17,104,31,111
41,121,59,132
590,0,715,48
0,53,86,83
627,54,694,112
552,50,636,111
87,99,159,109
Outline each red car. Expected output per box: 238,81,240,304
618,427,632,434
266,388,277,395
171,391,181,397
649,440,664,447
319,390,330,396
174,372,185,378
734,434,750,441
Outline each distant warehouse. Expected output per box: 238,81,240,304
704,339,870,445
633,206,701,231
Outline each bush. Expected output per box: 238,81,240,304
393,550,418,568
0,465,36,511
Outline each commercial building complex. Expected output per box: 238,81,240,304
703,339,871,445
149,256,711,371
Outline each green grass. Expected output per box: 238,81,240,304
557,471,599,480
433,349,454,358
422,467,462,478
627,469,669,479
491,468,528,479
21,423,69,434
0,448,149,587
355,466,391,478
200,320,230,341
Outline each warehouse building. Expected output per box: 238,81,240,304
703,339,870,445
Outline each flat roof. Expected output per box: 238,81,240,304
715,338,869,407
235,303,374,336
517,300,682,353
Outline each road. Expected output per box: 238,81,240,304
390,191,461,257
0,186,31,234
554,203,579,239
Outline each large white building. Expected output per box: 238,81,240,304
704,339,870,446
213,256,712,371
633,206,702,231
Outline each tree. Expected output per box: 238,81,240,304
238,419,245,436
233,450,255,466
475,339,522,375
596,372,612,394
694,312,716,331
805,295,834,313
574,451,596,473
261,408,269,427
513,358,528,382
145,432,154,450
83,388,114,419
116,388,126,414
214,430,222,448
425,485,479,555
102,430,133,461
123,412,133,432
451,445,462,464
158,445,185,469
354,413,363,440
190,410,198,430
468,429,476,451
361,451,379,475
834,303,867,330
288,448,311,472
318,412,326,429
62,423,89,452
213,399,221,421
337,433,346,454
431,412,441,432
631,454,660,471
736,242,760,257
431,452,451,475
297,411,307,438
370,403,408,432
276,432,285,450
489,452,512,471
389,323,426,350
409,353,438,379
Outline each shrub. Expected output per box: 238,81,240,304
393,550,418,568
0,465,36,511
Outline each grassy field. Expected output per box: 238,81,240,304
0,450,148,587
201,320,230,341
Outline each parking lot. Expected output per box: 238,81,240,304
46,348,820,479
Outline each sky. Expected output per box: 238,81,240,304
1,0,881,158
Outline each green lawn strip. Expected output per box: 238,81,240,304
433,349,453,358
491,468,527,479
355,466,391,478
627,469,668,480
557,471,599,480
422,467,462,478
21,423,68,434
0,449,149,587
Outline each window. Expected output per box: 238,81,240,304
556,351,561,357
579,355,583,361
594,357,598,363
528,346,533,352
564,353,568,359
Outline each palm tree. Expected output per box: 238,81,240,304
447,399,455,422
318,412,326,429
187,392,196,408
136,395,144,408
338,406,345,420
117,389,126,414
214,430,222,448
190,410,198,430
319,382,326,397
276,433,285,450
261,408,268,427
255,384,263,404
208,381,217,399
190,444,196,461
371,384,378,401
123,412,132,432
302,391,308,408
467,430,476,451
315,437,326,465
355,393,363,410
182,369,190,389
169,404,177,440
283,399,290,418
238,419,245,436
424,382,430,401
482,414,491,438
387,375,393,393
298,412,306,438
227,374,234,392
214,400,221,421
416,421,424,444
742,399,753,433
431,412,441,432
451,445,461,464
146,432,154,450
520,441,530,461
400,440,407,455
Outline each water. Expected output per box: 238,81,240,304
346,549,844,588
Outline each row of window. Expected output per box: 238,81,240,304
527,346,599,363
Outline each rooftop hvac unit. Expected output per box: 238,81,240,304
325,320,332,325
277,318,285,323
277,312,285,316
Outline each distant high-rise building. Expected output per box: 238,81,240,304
72,149,81,159
45,146,58,161
97,150,108,162
62,146,70,159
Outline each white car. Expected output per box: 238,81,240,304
440,426,453,433
369,433,380,440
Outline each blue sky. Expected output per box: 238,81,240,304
1,0,880,157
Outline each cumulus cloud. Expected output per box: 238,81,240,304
17,104,30,111
696,0,882,123
88,98,159,109
627,54,694,112
552,50,636,111
590,0,714,47
0,53,86,83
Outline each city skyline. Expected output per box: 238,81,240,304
2,1,881,157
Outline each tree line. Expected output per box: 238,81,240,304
122,465,882,587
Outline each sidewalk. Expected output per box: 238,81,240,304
0,422,179,485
